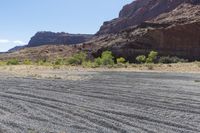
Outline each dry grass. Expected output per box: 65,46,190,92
0,62,200,80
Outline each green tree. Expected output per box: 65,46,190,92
136,55,146,64
94,57,102,66
117,57,126,64
67,52,87,65
100,51,114,66
146,51,158,63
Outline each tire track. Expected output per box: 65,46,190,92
0,72,200,133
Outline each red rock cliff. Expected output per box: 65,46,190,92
96,0,198,35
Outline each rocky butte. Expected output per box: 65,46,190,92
28,31,93,47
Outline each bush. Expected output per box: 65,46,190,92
67,52,87,65
136,55,146,64
94,57,102,66
146,51,158,63
117,57,126,64
158,56,188,64
101,51,114,66
54,58,64,65
82,61,99,68
23,59,32,65
36,59,47,65
7,59,19,65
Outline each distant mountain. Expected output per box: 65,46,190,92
96,0,199,35
28,31,93,47
8,45,27,52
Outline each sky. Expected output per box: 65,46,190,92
0,0,133,52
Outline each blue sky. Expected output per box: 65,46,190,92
0,0,133,52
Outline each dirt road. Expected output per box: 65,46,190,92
0,71,200,133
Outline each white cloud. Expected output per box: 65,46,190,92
0,39,10,43
0,39,26,52
0,39,25,45
13,40,25,45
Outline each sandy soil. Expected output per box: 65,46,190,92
0,63,200,80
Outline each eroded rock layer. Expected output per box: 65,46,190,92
97,0,199,35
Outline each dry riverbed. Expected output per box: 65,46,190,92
0,64,200,133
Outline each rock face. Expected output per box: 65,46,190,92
96,0,199,35
83,3,200,61
28,32,93,47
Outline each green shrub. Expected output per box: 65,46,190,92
67,52,87,65
36,59,46,65
94,57,102,66
145,57,153,63
82,61,98,68
7,59,19,65
146,51,158,63
100,51,114,66
0,61,7,66
158,56,188,64
54,58,64,65
136,55,146,64
117,57,126,64
23,59,32,65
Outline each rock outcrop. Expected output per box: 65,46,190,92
83,3,200,61
28,31,93,47
96,0,199,35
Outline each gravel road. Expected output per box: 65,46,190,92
0,72,200,133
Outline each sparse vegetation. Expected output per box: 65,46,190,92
145,64,154,70
36,59,48,66
89,51,115,67
23,59,32,65
7,59,19,65
0,61,7,66
67,52,87,65
117,57,126,64
99,51,115,66
136,55,146,64
146,51,158,63
195,61,200,67
158,56,188,64
136,51,158,64
94,57,102,66
0,50,195,71
54,58,64,65
82,61,98,68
